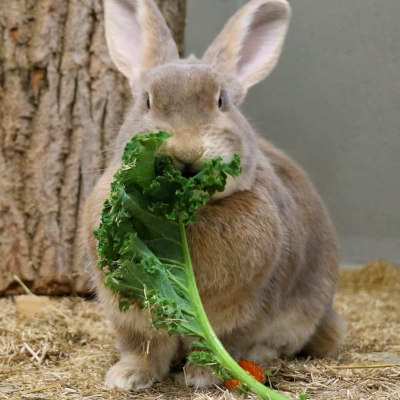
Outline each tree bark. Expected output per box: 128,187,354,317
0,0,186,295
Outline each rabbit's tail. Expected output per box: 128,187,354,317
301,307,346,358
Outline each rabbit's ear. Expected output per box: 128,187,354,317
104,0,179,84
203,0,291,92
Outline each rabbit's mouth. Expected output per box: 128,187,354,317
172,157,203,179
180,164,199,179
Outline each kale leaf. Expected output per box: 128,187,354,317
95,132,289,400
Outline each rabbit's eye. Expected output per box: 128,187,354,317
146,93,151,110
218,90,227,111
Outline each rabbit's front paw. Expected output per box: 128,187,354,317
175,364,220,388
105,357,156,391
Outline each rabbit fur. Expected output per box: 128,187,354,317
83,0,345,391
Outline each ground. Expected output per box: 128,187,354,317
1,262,399,400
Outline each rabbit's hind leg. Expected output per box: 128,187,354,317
224,309,319,366
299,307,346,358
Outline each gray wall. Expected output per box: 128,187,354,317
186,0,400,265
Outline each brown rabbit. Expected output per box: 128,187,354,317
83,0,345,391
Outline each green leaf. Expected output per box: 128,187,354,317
95,131,289,400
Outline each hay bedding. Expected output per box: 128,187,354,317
1,262,399,400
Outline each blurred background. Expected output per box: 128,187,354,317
187,0,400,265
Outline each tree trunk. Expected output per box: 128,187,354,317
0,0,186,295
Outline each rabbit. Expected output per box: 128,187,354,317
83,0,345,391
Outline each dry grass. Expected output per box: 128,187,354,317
1,261,400,400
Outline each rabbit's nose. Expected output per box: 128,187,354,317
163,134,204,174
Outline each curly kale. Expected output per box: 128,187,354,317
94,132,290,400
